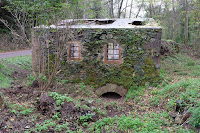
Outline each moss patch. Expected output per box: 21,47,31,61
61,29,161,89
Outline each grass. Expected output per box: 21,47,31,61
0,55,32,88
1,52,200,132
126,86,145,101
150,78,200,111
157,54,200,110
2,55,32,70
161,53,200,77
0,61,13,88
92,112,192,133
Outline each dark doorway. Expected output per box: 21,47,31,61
101,92,122,99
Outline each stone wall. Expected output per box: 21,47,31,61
60,28,162,89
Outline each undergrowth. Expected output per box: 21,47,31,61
2,55,32,70
0,61,13,88
161,54,200,77
1,52,199,132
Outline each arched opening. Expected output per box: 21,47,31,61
101,92,122,99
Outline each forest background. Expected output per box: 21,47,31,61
0,0,199,51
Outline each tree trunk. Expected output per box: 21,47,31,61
149,3,152,18
171,0,175,40
110,0,114,18
83,0,86,19
129,0,134,18
118,0,124,18
136,0,144,18
184,0,189,46
124,0,129,18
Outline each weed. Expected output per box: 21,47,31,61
55,121,69,131
82,122,89,128
81,105,90,110
79,113,95,123
117,115,144,131
52,112,61,120
49,92,73,106
35,119,56,131
190,107,200,128
126,86,145,101
8,103,34,116
2,55,32,70
96,99,101,103
26,74,37,87
80,82,86,90
149,96,160,106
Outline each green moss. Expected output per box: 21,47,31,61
141,57,160,85
59,29,161,89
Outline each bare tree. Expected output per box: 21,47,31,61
184,0,189,46
110,0,114,18
123,0,129,18
136,0,144,18
117,0,124,18
129,0,134,18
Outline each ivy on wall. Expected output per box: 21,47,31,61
60,28,162,89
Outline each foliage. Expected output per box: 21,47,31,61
0,0,16,33
190,107,200,128
144,0,200,48
149,77,200,111
92,112,178,133
79,113,95,123
147,53,200,124
48,92,73,106
8,103,34,116
26,74,37,87
35,119,56,131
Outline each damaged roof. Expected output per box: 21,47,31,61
35,18,162,29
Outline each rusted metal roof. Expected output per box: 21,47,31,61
34,18,162,29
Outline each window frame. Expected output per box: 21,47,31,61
67,41,82,61
104,42,122,63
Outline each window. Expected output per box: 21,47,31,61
104,43,121,63
68,41,81,60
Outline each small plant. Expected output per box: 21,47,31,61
82,122,89,128
149,96,160,107
55,122,69,131
79,113,95,123
27,74,37,86
35,119,56,131
190,107,200,128
49,92,73,106
8,103,34,116
52,112,61,120
80,82,86,91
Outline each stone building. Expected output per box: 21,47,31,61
32,19,162,96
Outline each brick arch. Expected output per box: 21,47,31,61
95,84,127,97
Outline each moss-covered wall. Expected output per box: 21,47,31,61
61,28,162,89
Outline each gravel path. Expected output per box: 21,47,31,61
0,50,32,59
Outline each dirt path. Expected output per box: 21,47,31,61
0,49,32,59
